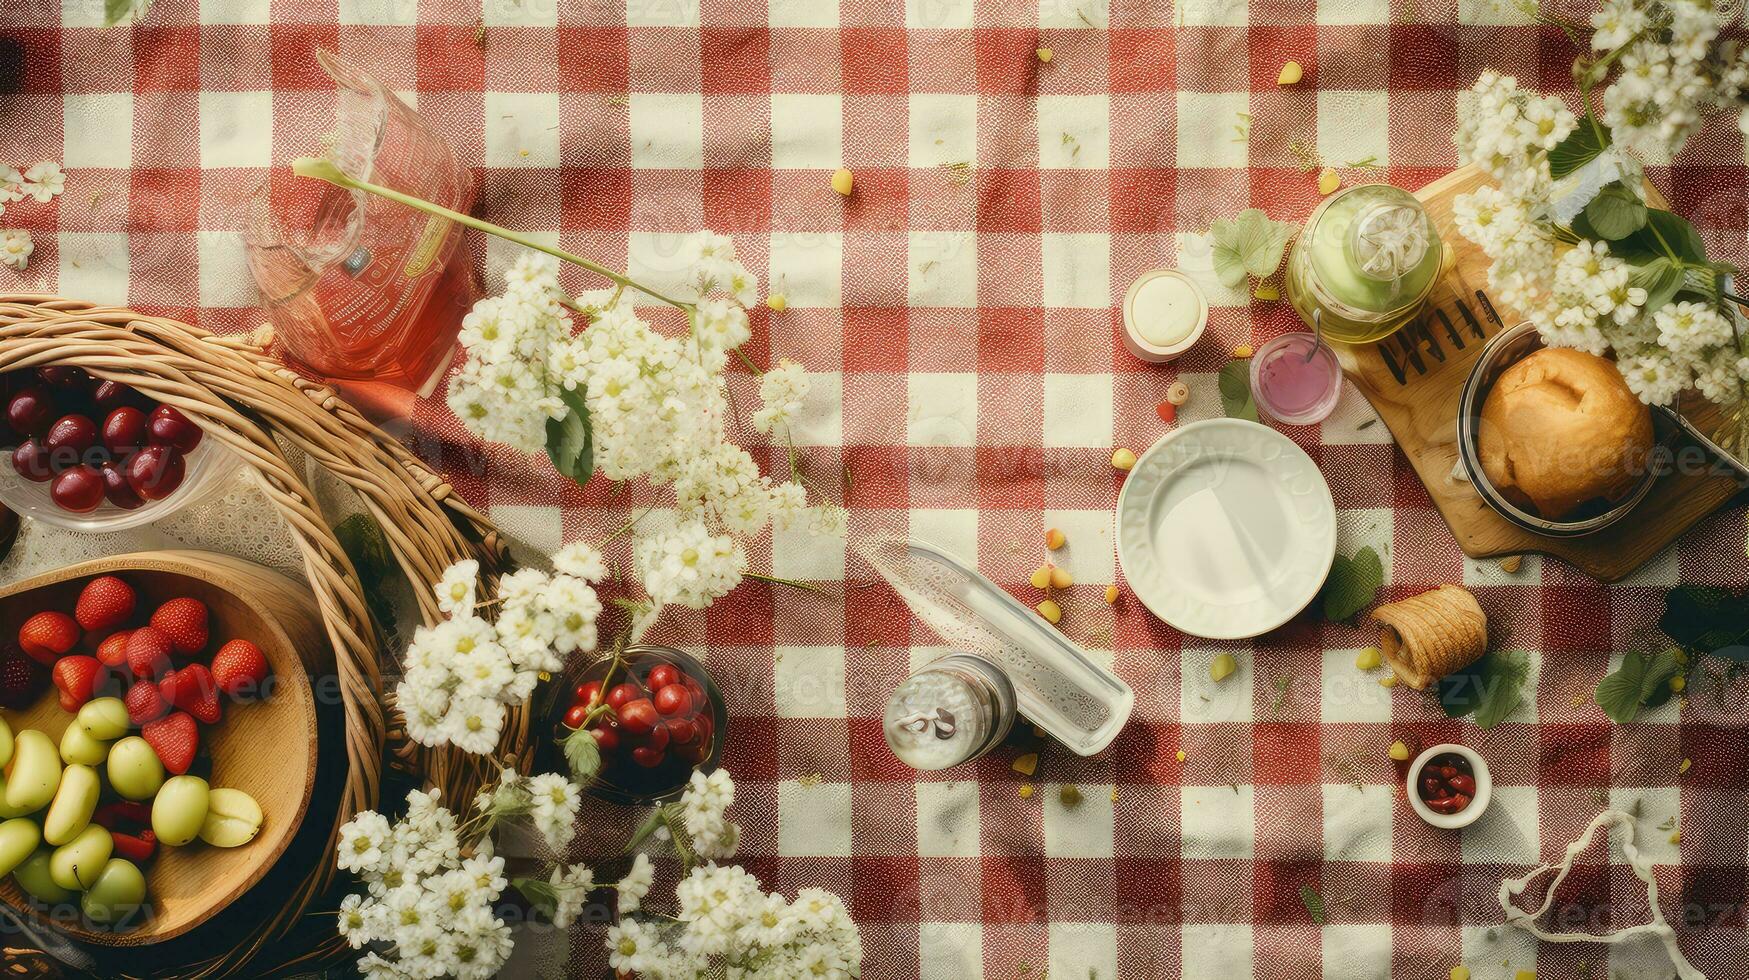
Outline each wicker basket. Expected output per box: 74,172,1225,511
0,295,530,978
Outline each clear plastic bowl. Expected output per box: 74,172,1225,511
0,437,241,532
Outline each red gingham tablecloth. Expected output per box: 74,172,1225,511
3,2,1749,978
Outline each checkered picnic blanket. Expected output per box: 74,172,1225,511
3,1,1749,978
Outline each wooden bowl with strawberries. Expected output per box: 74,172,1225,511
0,551,319,945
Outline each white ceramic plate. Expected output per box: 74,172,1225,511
1115,418,1337,640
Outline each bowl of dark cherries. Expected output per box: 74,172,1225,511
553,645,727,805
0,367,236,531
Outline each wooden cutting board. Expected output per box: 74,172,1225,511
1329,166,1745,582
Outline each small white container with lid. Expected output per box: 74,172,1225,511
1122,268,1207,363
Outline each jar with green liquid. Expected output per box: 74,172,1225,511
1284,184,1444,345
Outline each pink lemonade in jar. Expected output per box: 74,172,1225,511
245,52,476,399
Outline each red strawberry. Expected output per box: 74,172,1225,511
159,664,221,725
0,643,47,709
141,711,198,775
74,575,136,632
125,678,170,724
210,639,269,700
96,629,132,670
149,598,208,656
52,655,102,713
125,627,174,681
18,611,79,665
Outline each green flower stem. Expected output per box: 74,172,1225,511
747,571,825,594
290,155,694,309
625,809,664,853
733,345,764,375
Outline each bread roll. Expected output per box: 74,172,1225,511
1477,347,1653,521
1372,585,1487,690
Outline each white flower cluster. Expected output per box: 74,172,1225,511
446,251,571,454
606,864,862,980
398,547,605,753
753,358,809,435
1591,0,1746,160
334,788,515,980
0,161,64,273
680,769,740,860
471,767,583,852
448,232,842,615
1454,70,1749,408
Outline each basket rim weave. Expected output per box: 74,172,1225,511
0,294,526,979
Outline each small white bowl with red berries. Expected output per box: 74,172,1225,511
0,367,237,532
1406,744,1492,830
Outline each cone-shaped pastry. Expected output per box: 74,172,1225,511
1371,585,1487,690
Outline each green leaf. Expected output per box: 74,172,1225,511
1595,649,1681,723
1321,547,1383,622
545,384,594,486
1209,208,1296,287
563,729,602,785
1299,885,1327,926
1437,649,1529,728
1583,183,1647,240
335,512,398,637
104,0,153,25
1549,122,1610,180
1627,257,1685,313
1659,587,1749,654
1218,359,1259,422
514,877,559,917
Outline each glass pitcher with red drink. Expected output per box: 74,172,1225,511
244,51,475,407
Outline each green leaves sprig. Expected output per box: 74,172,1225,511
1321,547,1383,622
1438,650,1529,729
1218,360,1258,422
546,385,595,486
1209,209,1296,289
1595,649,1681,724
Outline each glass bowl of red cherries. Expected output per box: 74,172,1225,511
552,645,727,805
0,367,237,531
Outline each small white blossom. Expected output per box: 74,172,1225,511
617,852,655,915
21,161,63,202
0,229,31,271
435,559,479,615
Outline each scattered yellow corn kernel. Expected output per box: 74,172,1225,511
1036,598,1062,624
1018,782,1035,799
1674,648,1689,666
1059,784,1081,806
831,167,855,196
1110,787,1119,802
1049,566,1074,589
1389,740,1410,761
1045,528,1066,550
1678,757,1692,774
519,148,530,157
1175,749,1186,763
1355,647,1382,670
1380,672,1399,688
1012,752,1039,777
1252,282,1280,301
1451,968,1470,980
1669,830,1681,845
1669,674,1686,693
1030,564,1054,590
1277,61,1303,85
1232,344,1254,358
766,293,788,312
1111,447,1137,471
1516,971,1537,980
1318,167,1342,195
1036,47,1053,63
1210,653,1237,683
1104,585,1120,605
